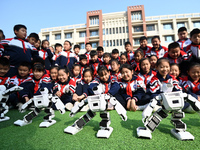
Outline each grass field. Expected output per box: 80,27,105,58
1,109,200,150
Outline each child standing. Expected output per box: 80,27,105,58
97,46,104,62
27,33,39,46
177,27,191,52
73,44,80,62
85,43,92,64
137,36,152,56
52,43,62,62
78,54,88,76
111,49,120,61
110,59,121,80
130,49,144,74
124,41,134,63
102,53,111,70
89,50,102,77
120,53,128,65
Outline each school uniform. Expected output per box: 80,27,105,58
75,80,90,98
146,45,168,59
177,38,191,52
163,50,189,64
130,59,140,74
85,51,91,65
124,51,134,63
38,48,53,70
110,71,121,80
137,46,152,56
186,43,200,59
89,58,102,77
102,62,111,70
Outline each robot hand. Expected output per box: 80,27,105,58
51,96,65,114
20,98,33,113
70,100,87,117
186,94,200,111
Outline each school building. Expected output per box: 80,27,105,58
38,5,200,53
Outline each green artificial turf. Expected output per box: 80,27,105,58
0,109,200,150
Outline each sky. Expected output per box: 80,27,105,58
1,0,199,38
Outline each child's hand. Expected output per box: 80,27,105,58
24,97,30,102
56,91,61,97
72,93,78,101
130,98,138,111
198,96,200,102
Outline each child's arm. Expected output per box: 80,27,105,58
46,48,54,59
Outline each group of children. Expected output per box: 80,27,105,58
0,24,200,114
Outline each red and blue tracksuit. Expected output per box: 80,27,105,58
163,50,189,64
38,48,54,70
177,38,191,52
146,45,168,59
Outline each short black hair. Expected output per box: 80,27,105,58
64,40,72,46
13,24,27,32
103,52,111,58
32,57,45,67
85,42,92,46
96,46,104,52
28,33,39,42
79,54,87,61
112,49,119,54
54,43,62,49
125,41,131,46
119,63,133,72
90,50,97,57
0,57,10,67
134,49,144,57
151,36,160,42
178,27,187,33
139,36,147,42
190,28,200,38
32,64,45,72
73,44,80,49
168,42,180,51
18,61,31,70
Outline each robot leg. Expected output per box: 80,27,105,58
14,107,41,126
39,107,56,128
64,109,96,135
97,111,113,138
137,108,168,139
170,111,194,140
0,102,10,122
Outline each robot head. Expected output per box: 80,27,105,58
39,87,49,95
93,84,104,95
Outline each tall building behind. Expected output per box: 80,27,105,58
39,5,200,53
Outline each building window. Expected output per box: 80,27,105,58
110,40,112,46
131,11,142,20
123,27,125,33
134,26,143,32
123,39,126,45
65,33,72,39
163,23,173,30
147,37,152,44
177,22,185,29
113,28,115,34
90,16,99,25
147,25,155,31
116,39,119,46
106,29,109,35
103,41,106,47
193,21,200,28
126,26,128,33
119,27,122,33
110,28,112,34
55,34,61,40
134,38,140,45
45,35,49,41
164,35,174,43
113,40,115,46
91,42,98,48
103,29,105,35
79,31,86,37
116,28,118,34
106,40,109,47
80,43,85,49
120,39,122,46
90,30,98,37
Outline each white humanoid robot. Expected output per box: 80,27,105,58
64,85,127,138
14,88,65,127
137,83,200,140
0,85,23,122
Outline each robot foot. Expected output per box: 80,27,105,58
96,127,113,138
171,129,194,140
14,120,32,126
64,124,82,135
39,120,56,128
0,116,10,122
137,127,152,139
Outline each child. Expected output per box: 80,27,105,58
0,24,38,77
137,36,152,56
146,36,168,59
97,46,104,61
120,53,128,65
34,39,41,50
0,57,10,86
102,52,111,70
53,67,76,110
170,63,181,81
177,27,191,52
163,42,188,64
38,40,53,70
131,49,144,74
0,29,5,41
55,40,77,70
118,64,146,111
78,54,88,76
85,42,92,64
50,66,59,83
110,59,121,80
89,50,102,77
73,44,80,62
124,41,134,63
186,28,200,59
71,64,81,84
52,43,62,62
149,55,158,71
27,32,39,46
111,49,120,61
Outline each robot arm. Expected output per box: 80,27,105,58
69,99,88,117
186,94,200,111
20,98,33,113
2,85,23,96
51,95,65,114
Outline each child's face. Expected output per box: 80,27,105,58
99,70,110,82
0,64,9,77
111,61,120,72
170,65,180,78
73,66,81,77
168,47,180,59
42,41,49,49
150,56,157,68
83,71,92,84
50,68,58,81
103,56,111,64
187,66,200,81
74,48,80,55
91,55,98,62
152,38,161,49
56,46,62,53
80,59,87,66
18,66,30,79
191,33,200,45
140,40,148,48
33,70,44,80
85,44,92,52
178,31,188,40
134,53,143,62
58,70,69,83
125,44,132,53
34,40,41,49
64,41,71,51
97,51,104,58
140,59,151,73
120,55,127,64
15,28,27,39
111,53,119,59
121,68,133,82
157,61,170,78
28,37,37,45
